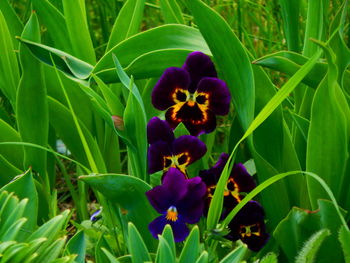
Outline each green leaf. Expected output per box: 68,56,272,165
17,38,93,80
107,0,146,50
339,226,350,263
259,252,278,263
94,25,210,83
278,0,300,51
128,222,151,263
0,118,24,171
306,42,349,208
32,0,72,52
35,236,67,263
1,170,38,238
188,0,254,131
79,174,157,251
295,229,331,263
157,236,175,263
178,226,200,263
218,245,247,263
0,9,20,107
0,0,23,47
65,231,85,263
195,251,208,263
161,225,175,259
160,0,184,24
62,0,96,64
17,11,49,180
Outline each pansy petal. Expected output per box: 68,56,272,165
197,77,230,115
148,215,189,242
147,117,175,144
226,201,269,251
148,141,171,174
152,67,190,110
231,163,256,193
177,177,206,224
146,168,188,213
172,135,207,165
199,153,229,186
182,51,217,93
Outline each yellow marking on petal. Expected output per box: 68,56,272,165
163,153,190,174
172,88,190,104
166,206,178,222
170,103,185,122
239,223,261,238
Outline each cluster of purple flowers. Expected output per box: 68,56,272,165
145,52,269,251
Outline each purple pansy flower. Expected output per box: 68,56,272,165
199,153,256,216
225,201,270,252
146,168,206,242
147,117,207,176
152,52,231,136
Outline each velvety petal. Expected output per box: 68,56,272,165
147,117,175,144
148,141,171,174
226,201,269,252
182,51,217,93
231,163,256,193
149,215,189,242
165,103,217,136
152,67,190,110
146,168,188,213
172,135,207,165
177,176,206,224
199,153,229,186
196,77,230,115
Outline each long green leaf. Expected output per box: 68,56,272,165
128,222,151,263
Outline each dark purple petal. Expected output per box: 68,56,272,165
146,168,188,213
147,117,175,144
148,215,189,242
182,52,217,93
231,163,256,193
148,141,171,174
196,77,230,115
226,201,269,252
199,153,229,186
152,67,190,110
177,176,206,224
172,135,207,165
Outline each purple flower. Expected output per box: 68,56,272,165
225,201,270,252
146,168,206,242
199,153,256,216
147,117,207,176
151,52,231,136
90,208,102,222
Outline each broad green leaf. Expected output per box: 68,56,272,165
188,0,254,131
17,38,93,80
160,0,184,24
0,155,22,184
79,174,157,251
287,110,310,141
128,222,151,263
94,25,210,83
161,225,175,258
35,237,67,263
107,0,146,50
0,0,23,47
295,229,331,263
101,248,121,263
1,170,38,238
32,0,72,52
178,226,200,263
195,251,208,263
65,231,85,263
219,245,247,263
157,236,175,263
11,238,47,263
306,43,348,208
62,0,96,64
1,243,28,263
1,218,27,242
0,119,24,170
48,97,106,173
0,9,20,107
259,252,278,263
278,0,300,51
339,226,350,263
17,11,49,180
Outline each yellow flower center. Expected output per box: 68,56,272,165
166,206,178,222
239,223,261,238
163,152,190,174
